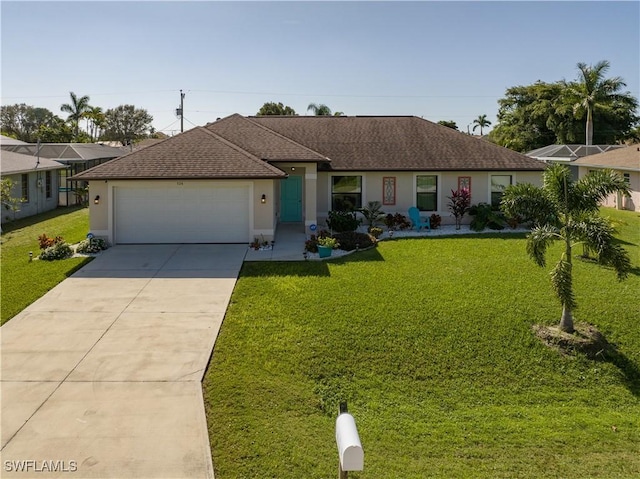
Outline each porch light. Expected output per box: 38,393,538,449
94,195,100,205
261,194,266,204
291,167,295,171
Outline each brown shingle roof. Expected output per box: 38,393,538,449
251,116,544,171
573,145,640,172
71,127,286,180
205,114,329,162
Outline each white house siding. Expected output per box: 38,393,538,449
577,167,640,212
317,170,543,225
1,171,60,223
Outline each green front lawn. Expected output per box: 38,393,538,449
204,208,640,478
1,207,92,325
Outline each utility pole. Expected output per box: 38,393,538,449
176,90,185,133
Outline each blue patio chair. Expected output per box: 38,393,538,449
408,207,431,232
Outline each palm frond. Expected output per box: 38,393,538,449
500,183,557,226
572,215,631,280
550,258,576,310
526,224,559,267
573,169,630,213
542,164,573,212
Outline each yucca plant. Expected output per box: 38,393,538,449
501,164,631,333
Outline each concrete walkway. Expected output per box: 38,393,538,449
1,244,246,478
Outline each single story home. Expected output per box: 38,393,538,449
573,145,640,212
0,150,66,223
0,142,125,206
72,114,545,244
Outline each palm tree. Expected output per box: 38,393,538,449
568,60,628,146
307,103,333,116
501,164,631,333
86,106,105,142
60,91,91,138
472,114,491,135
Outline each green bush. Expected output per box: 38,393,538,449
333,231,377,251
39,242,73,261
75,238,109,254
469,203,505,231
326,211,361,233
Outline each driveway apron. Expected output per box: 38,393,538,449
1,244,246,478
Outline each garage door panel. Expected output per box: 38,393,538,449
115,184,250,244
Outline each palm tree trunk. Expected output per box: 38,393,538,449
559,233,575,333
559,305,574,333
585,107,593,146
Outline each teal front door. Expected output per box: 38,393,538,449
280,176,302,222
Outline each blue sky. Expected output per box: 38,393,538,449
2,1,638,136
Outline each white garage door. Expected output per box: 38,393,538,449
114,183,251,243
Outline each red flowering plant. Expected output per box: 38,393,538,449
447,188,471,230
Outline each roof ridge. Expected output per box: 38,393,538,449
198,127,287,176
227,115,330,162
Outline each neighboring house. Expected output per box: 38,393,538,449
573,145,640,212
72,114,545,245
0,143,125,206
527,144,625,179
0,150,66,223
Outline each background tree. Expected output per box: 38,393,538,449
307,103,333,116
501,164,631,333
102,104,153,146
490,62,639,152
85,106,105,141
60,91,91,139
565,60,633,146
256,102,297,116
1,104,72,142
437,120,458,130
472,114,492,135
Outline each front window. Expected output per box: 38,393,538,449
416,175,437,211
623,173,630,185
491,175,512,208
331,176,362,211
21,174,29,202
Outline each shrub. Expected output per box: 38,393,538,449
448,188,471,230
430,214,442,229
384,213,411,231
368,226,384,238
39,242,73,261
333,231,377,251
38,234,64,250
469,203,505,231
327,210,361,233
358,201,386,227
75,238,109,254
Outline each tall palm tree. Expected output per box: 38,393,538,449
86,106,105,142
568,60,627,146
472,114,491,135
501,164,630,333
307,103,333,116
60,91,91,138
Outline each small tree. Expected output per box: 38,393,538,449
1,178,23,221
447,188,471,230
358,201,386,230
501,164,631,333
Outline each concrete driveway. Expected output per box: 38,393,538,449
1,244,246,478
